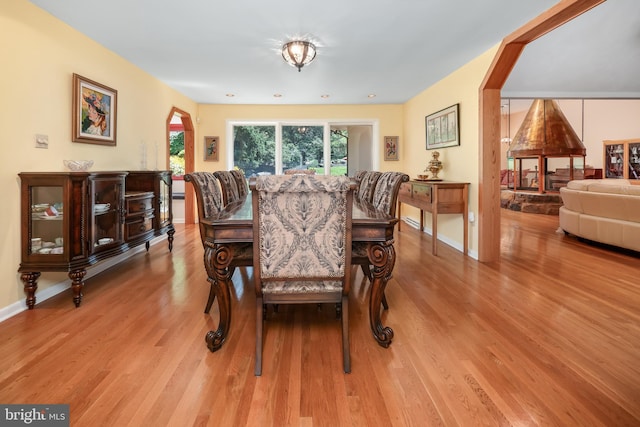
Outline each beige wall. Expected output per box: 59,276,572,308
0,1,197,314
403,46,500,256
194,104,404,172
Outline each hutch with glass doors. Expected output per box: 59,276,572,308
18,170,174,309
603,139,640,179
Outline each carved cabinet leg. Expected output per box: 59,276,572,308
20,272,41,309
68,269,87,307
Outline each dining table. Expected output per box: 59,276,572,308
199,188,399,353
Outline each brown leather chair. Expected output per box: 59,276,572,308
252,175,355,375
185,172,252,313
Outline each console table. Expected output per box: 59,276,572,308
397,180,469,255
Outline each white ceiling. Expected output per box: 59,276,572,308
28,0,640,105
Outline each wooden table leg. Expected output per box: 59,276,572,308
367,241,395,348
204,243,233,352
432,184,439,255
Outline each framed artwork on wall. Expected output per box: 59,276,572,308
72,73,117,146
204,136,219,161
426,103,459,150
384,136,399,161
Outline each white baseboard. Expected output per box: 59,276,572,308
400,216,478,260
0,236,167,323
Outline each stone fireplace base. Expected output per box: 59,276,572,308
500,189,562,215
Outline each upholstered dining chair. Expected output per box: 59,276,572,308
353,170,368,184
284,168,316,175
352,171,410,310
213,170,241,205
355,171,381,204
252,174,355,376
185,172,252,313
229,169,249,199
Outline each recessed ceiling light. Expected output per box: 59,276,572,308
225,93,235,97
367,94,376,98
273,94,283,98
320,94,330,99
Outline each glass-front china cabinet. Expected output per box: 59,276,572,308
19,171,173,309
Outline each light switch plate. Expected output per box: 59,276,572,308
35,134,49,149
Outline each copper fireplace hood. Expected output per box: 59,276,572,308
507,99,586,192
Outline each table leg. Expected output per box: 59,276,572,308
204,243,233,352
367,241,395,348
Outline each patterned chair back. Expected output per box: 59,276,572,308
184,172,224,244
229,169,249,198
284,169,316,175
213,170,241,205
356,171,382,204
371,171,410,216
252,175,354,288
354,170,367,183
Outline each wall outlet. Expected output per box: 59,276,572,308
468,211,475,223
35,134,49,149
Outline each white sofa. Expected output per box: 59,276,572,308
559,179,640,252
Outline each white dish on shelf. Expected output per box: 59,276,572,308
97,238,114,245
38,214,60,219
94,203,110,211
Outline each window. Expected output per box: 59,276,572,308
232,123,349,177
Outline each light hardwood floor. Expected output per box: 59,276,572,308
1,209,639,426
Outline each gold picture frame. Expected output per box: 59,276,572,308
384,136,399,161
72,73,117,146
204,136,219,161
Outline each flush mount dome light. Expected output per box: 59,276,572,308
282,40,316,72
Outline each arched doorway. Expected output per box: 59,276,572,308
166,107,195,224
477,0,605,262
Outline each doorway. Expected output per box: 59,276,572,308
166,107,194,224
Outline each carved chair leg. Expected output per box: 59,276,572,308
255,297,264,376
341,295,351,373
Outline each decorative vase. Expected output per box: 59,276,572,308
427,151,443,179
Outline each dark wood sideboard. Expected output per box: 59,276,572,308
397,180,469,255
18,170,174,308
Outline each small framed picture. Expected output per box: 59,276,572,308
204,136,219,161
426,103,459,150
72,73,117,146
384,136,399,161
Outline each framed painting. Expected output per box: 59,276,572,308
204,136,219,161
72,73,117,146
384,136,399,161
426,103,459,150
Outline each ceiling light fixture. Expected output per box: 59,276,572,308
282,40,316,72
